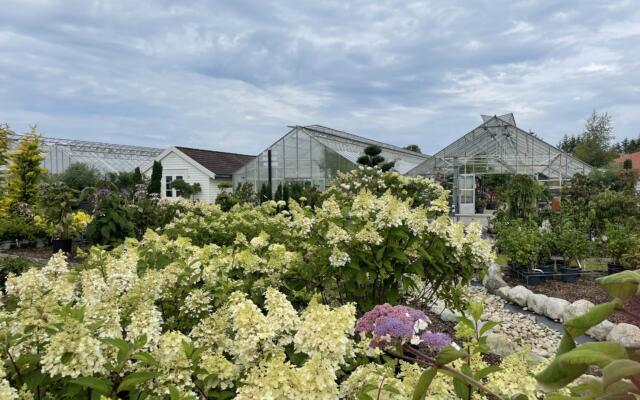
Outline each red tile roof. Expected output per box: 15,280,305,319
176,146,255,177
615,152,640,171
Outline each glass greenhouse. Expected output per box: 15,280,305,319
232,125,429,192
9,134,163,174
407,114,592,214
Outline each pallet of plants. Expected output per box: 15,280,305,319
496,219,546,286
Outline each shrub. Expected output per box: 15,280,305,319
0,255,40,290
496,219,544,269
84,178,134,245
38,182,78,239
57,162,100,191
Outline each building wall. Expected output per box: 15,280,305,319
153,151,213,202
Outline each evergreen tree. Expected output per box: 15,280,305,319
403,144,422,153
258,183,272,203
148,160,162,194
5,129,46,208
357,145,395,172
133,167,143,185
0,124,11,194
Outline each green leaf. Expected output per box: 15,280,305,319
69,376,113,394
102,338,130,354
596,270,640,301
468,302,483,321
117,371,158,393
536,357,588,392
475,365,501,380
564,300,622,338
131,352,160,367
479,321,499,336
411,368,437,400
61,352,74,364
602,359,640,389
436,346,467,366
558,342,628,369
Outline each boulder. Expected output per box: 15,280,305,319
483,273,508,292
508,285,532,307
562,299,595,322
587,320,615,341
607,323,640,348
527,293,548,315
496,286,511,300
486,333,519,357
440,308,462,323
544,297,570,321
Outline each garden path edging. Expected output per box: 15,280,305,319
482,263,640,345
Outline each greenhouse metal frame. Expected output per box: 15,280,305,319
8,133,163,174
232,124,429,192
407,114,592,214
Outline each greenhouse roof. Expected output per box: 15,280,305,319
298,125,430,175
407,114,592,179
9,133,163,174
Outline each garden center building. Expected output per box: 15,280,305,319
232,124,429,192
407,114,592,215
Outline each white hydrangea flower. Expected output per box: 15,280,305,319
265,288,300,346
41,321,107,378
0,366,18,400
126,300,163,348
329,247,350,267
181,288,212,317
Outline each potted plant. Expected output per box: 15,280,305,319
497,220,544,285
603,221,636,275
39,182,78,254
475,195,486,214
556,222,591,283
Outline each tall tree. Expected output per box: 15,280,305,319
133,166,143,185
403,144,422,153
357,145,395,172
5,129,46,208
148,160,162,194
571,110,618,167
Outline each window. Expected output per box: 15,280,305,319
165,176,173,197
175,176,183,197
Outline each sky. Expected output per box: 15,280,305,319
1,0,640,155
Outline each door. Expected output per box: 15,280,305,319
459,174,475,214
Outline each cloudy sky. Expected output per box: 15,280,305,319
2,0,639,155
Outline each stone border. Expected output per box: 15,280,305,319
482,263,640,347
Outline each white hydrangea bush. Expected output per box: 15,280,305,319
0,249,359,399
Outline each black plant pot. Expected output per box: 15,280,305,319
475,206,485,214
52,238,72,254
559,266,580,283
522,271,542,286
508,264,523,278
607,263,624,275
539,264,554,281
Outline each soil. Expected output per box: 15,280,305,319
1,245,86,264
504,275,640,326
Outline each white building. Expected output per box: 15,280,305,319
142,146,254,203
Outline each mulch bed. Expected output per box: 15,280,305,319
504,275,640,326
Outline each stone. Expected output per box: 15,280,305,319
483,273,508,293
486,333,519,357
496,286,511,299
544,297,570,321
587,320,615,341
527,293,548,315
440,308,462,323
508,285,532,307
607,323,640,348
562,299,595,322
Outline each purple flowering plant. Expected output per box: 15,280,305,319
357,302,508,400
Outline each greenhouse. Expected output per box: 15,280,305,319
407,114,592,214
8,133,163,174
232,124,429,191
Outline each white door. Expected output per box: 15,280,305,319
459,174,475,214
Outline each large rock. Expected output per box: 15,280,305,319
587,320,615,341
508,285,532,307
607,323,640,348
483,273,508,292
527,293,549,315
496,286,511,300
440,308,462,323
486,333,519,357
544,297,570,321
562,299,595,322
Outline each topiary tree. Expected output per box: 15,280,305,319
5,129,46,210
357,145,395,172
133,166,143,184
148,160,162,194
170,179,201,199
403,144,422,153
258,183,272,203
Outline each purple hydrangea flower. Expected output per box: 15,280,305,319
97,188,111,197
420,331,451,352
373,316,414,339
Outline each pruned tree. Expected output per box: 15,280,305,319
148,160,162,194
403,144,422,153
357,145,395,172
